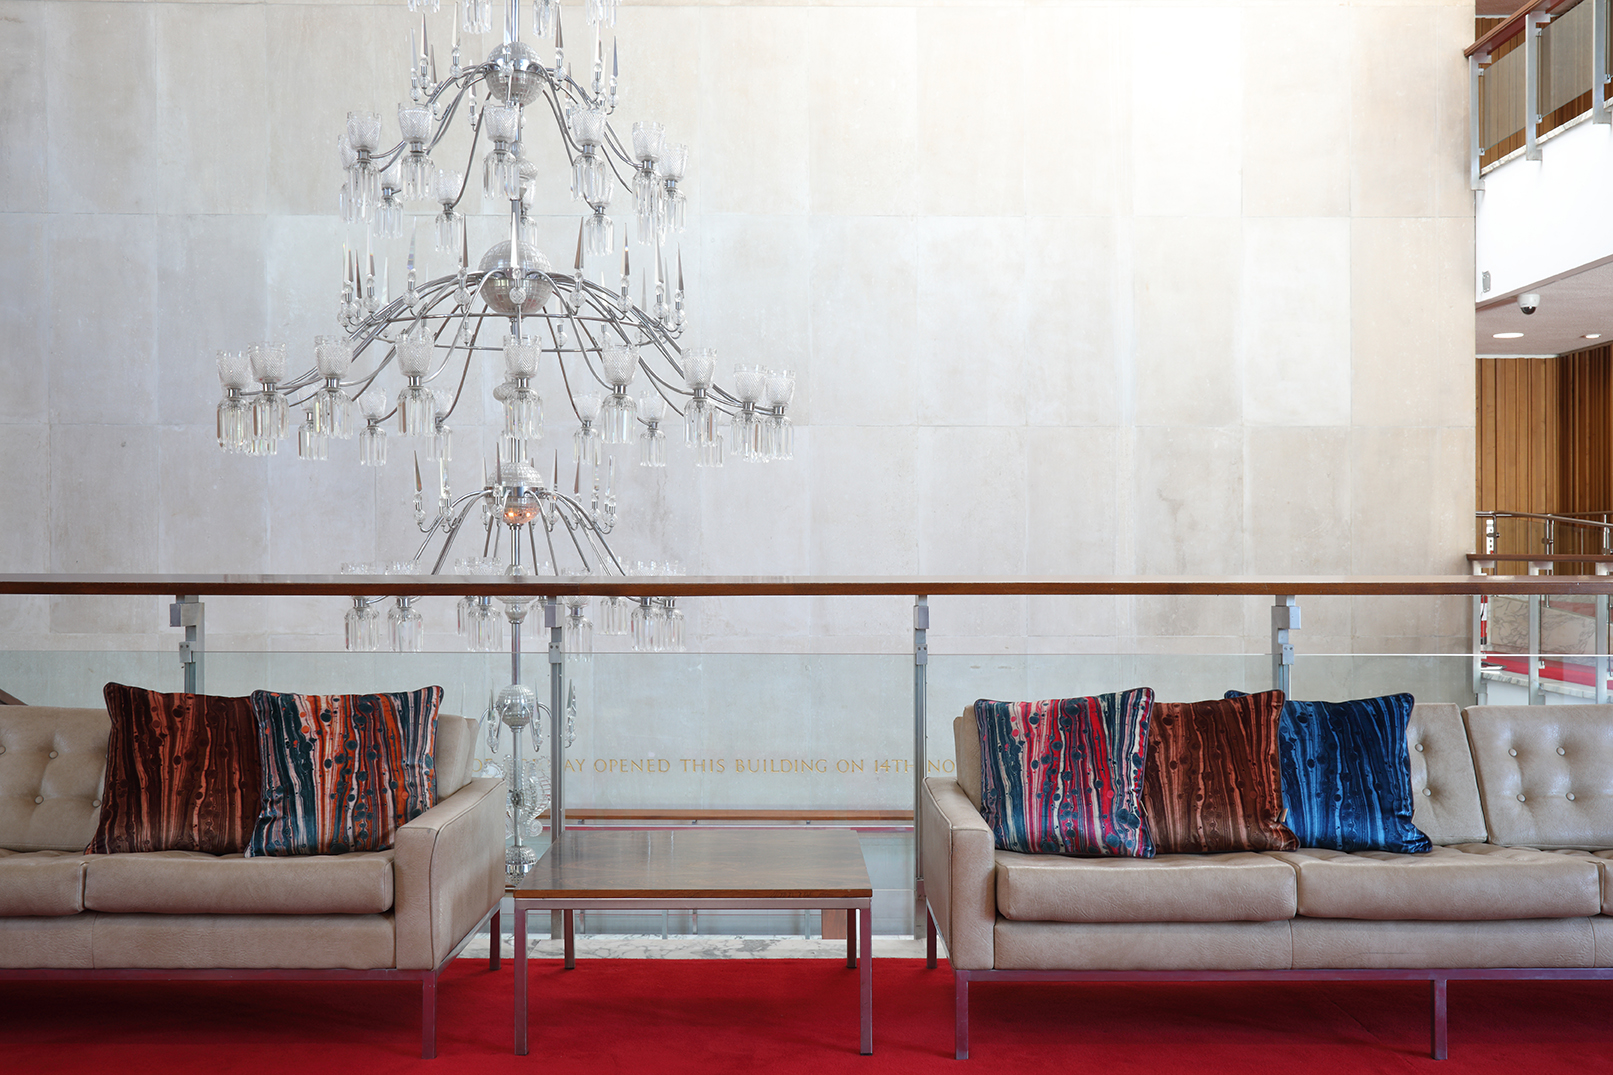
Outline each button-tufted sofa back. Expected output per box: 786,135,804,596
1405,703,1488,845
0,707,110,852
1464,704,1613,849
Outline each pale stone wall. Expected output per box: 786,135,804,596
0,0,1476,677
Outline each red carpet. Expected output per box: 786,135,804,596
4,958,1613,1073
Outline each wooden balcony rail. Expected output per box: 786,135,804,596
6,572,1613,598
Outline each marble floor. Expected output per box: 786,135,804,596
463,933,941,960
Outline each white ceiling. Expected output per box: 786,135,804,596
1476,259,1613,355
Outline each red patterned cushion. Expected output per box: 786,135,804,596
246,688,441,856
976,690,1156,857
1141,690,1297,854
88,684,264,855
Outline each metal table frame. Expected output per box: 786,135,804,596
514,895,873,1055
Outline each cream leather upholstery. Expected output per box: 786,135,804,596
921,776,995,971
1405,703,1488,844
434,713,477,798
996,850,1296,923
1291,916,1595,968
954,707,982,811
83,850,396,915
0,707,109,852
0,849,86,915
997,919,1293,971
0,706,504,974
1271,844,1600,920
90,913,397,970
1464,705,1613,848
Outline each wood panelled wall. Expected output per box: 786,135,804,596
1477,347,1613,571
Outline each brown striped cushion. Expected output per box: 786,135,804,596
1142,691,1297,854
87,684,264,855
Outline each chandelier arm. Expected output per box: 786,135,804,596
539,511,564,574
552,503,596,574
570,287,691,415
483,508,497,557
438,303,488,422
528,521,544,572
552,349,585,423
426,497,483,574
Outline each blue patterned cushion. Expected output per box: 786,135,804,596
246,687,441,857
1228,691,1430,854
976,689,1156,858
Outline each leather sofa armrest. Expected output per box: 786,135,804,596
921,776,996,970
393,776,507,970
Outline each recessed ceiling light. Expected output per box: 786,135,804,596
1493,332,1525,339
1585,333,1602,340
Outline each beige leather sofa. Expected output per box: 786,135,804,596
921,702,1613,1059
0,705,507,1058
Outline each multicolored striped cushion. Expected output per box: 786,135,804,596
88,684,264,855
1142,691,1297,854
246,687,441,857
1229,691,1431,854
975,690,1156,858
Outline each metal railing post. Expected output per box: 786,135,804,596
547,597,564,838
1271,595,1299,697
170,595,204,694
1472,561,1487,704
1528,562,1544,705
1598,564,1610,705
1471,52,1488,188
1527,11,1546,161
1596,0,1610,123
913,595,928,909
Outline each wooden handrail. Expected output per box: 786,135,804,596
1467,0,1578,58
7,572,1613,597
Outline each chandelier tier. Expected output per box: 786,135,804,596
212,0,796,579
207,0,794,877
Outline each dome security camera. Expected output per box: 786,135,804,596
1519,293,1540,315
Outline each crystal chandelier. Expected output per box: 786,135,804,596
210,0,798,628
207,0,796,877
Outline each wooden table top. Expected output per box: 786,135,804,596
513,828,873,900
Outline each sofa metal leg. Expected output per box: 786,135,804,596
421,973,438,1059
1430,977,1448,1060
954,972,969,1060
489,908,502,971
926,906,937,969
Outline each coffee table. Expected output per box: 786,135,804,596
512,827,874,1055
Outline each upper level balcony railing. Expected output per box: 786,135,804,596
5,572,1611,932
1468,0,1613,187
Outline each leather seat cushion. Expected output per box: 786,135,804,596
83,850,395,914
0,849,86,915
1272,844,1600,920
995,849,1297,922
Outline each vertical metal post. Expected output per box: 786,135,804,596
1595,0,1610,123
1470,53,1488,189
1271,595,1299,696
170,595,204,694
1485,516,1498,555
1472,562,1487,704
1597,564,1610,705
1526,11,1545,161
547,597,564,837
1528,562,1542,705
913,596,928,904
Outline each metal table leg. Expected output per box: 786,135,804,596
847,907,857,968
859,898,873,1055
514,903,528,1055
